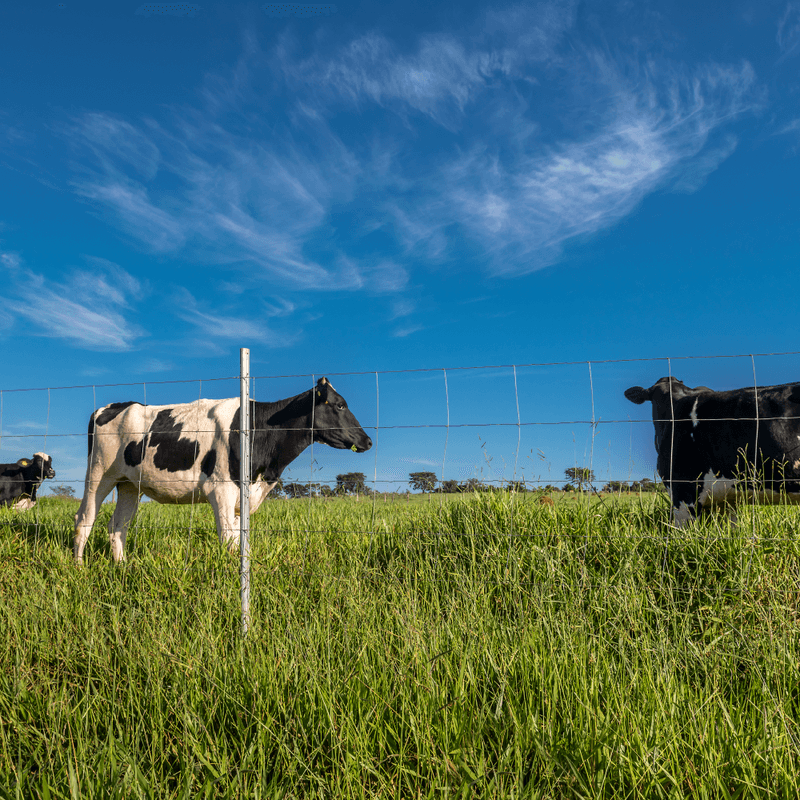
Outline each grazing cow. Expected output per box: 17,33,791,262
0,453,56,510
74,377,372,562
625,376,800,525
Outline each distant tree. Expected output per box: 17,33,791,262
319,484,335,498
603,480,628,493
563,483,575,492
461,478,484,493
564,468,595,491
440,479,461,494
49,484,76,500
409,472,438,493
631,477,660,493
284,482,308,498
507,480,527,493
336,472,367,496
543,484,559,493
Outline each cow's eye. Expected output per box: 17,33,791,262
337,403,345,411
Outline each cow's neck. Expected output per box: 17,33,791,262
251,390,315,481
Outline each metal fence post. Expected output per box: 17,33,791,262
240,348,251,637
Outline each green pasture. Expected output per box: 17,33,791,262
2,492,800,798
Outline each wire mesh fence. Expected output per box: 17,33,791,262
5,350,800,795
3,350,800,566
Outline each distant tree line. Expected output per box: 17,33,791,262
271,473,377,498
261,469,664,498
408,469,664,495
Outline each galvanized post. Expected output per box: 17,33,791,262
240,348,251,636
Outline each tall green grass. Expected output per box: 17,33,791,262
1,493,799,798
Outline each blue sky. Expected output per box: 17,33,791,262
1,0,799,494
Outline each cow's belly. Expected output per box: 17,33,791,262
696,470,800,508
140,486,211,505
752,490,800,505
697,471,738,507
134,473,212,505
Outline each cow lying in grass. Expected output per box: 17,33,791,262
74,377,372,562
0,453,56,511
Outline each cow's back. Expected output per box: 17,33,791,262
89,398,239,503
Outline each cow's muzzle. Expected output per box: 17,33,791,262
352,436,372,453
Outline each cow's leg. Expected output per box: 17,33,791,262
207,488,239,552
671,501,695,527
230,480,277,530
74,473,117,563
248,480,277,515
107,482,140,562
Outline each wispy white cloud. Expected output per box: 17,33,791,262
778,118,800,134
74,179,185,252
70,113,161,180
82,256,147,300
135,358,175,374
63,105,376,291
390,299,415,319
0,251,21,271
366,260,409,294
172,287,299,348
0,253,144,351
671,134,738,193
393,323,424,338
777,3,800,58
56,1,762,290
431,58,760,273
387,202,449,260
282,1,576,130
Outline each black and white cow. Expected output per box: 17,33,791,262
625,376,800,525
74,377,372,562
0,453,56,511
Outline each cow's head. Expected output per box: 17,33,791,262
30,452,56,480
311,377,372,453
625,377,694,452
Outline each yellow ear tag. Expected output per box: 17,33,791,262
351,445,357,452
20,460,30,466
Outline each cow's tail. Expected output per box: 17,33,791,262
87,410,98,458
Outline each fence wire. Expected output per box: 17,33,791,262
2,350,800,602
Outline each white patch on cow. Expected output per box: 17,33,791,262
690,399,699,428
12,497,35,512
673,502,694,527
697,469,737,508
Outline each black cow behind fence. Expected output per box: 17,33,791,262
0,453,56,511
625,376,800,524
74,377,372,562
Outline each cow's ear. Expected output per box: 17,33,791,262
16,458,30,467
624,386,650,405
316,377,330,402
